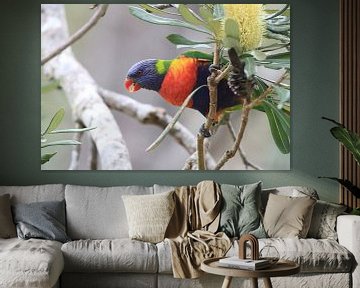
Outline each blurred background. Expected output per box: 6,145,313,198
41,4,290,170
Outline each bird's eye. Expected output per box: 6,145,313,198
136,70,143,76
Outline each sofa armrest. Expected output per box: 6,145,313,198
337,215,360,288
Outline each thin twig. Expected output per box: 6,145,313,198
41,4,109,65
197,42,221,170
68,121,84,170
215,99,251,170
226,120,261,170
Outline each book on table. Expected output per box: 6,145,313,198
218,257,271,270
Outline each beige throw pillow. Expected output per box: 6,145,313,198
122,191,175,243
0,194,16,238
263,193,316,238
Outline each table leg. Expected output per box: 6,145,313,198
263,277,273,288
221,276,232,288
251,278,258,288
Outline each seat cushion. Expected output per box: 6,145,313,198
61,239,158,273
158,238,353,274
0,238,64,288
227,238,354,273
65,185,153,239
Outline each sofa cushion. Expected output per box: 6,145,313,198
263,194,316,238
218,182,266,238
0,238,63,288
65,185,153,239
61,239,158,273
0,194,16,238
122,191,175,243
12,200,70,243
307,200,347,240
261,186,319,213
229,238,353,273
0,184,65,204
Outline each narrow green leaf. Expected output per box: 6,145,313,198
167,34,214,46
41,152,57,165
129,6,211,35
138,4,164,14
331,127,360,165
223,18,241,54
177,44,212,49
178,4,204,26
213,4,224,19
267,52,290,60
272,86,290,109
250,50,267,61
224,18,240,39
41,80,60,94
41,140,81,148
146,85,207,152
181,50,214,61
199,5,214,22
319,177,360,198
42,108,65,136
261,100,290,154
49,126,96,134
243,57,256,77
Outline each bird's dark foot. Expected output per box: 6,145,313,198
209,64,221,74
199,123,212,138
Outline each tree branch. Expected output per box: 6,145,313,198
41,4,109,65
68,121,84,170
226,120,261,170
42,4,132,170
197,42,221,170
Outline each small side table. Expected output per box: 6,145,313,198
201,257,300,288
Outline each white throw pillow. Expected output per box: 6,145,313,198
122,191,175,243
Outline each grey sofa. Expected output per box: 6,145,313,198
0,184,359,288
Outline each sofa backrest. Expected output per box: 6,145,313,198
0,184,65,204
65,184,153,240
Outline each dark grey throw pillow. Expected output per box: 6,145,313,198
218,182,266,238
12,200,70,243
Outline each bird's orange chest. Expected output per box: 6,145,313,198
159,58,198,107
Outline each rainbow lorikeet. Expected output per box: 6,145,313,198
124,53,243,119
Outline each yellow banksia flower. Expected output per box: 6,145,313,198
223,4,265,51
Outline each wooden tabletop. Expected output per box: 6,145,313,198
201,257,300,278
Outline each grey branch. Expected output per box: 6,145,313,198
68,121,84,170
42,4,132,170
98,87,197,155
226,120,261,170
41,4,109,65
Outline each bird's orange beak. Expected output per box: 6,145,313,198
124,78,141,93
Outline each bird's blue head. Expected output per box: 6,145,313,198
124,59,167,92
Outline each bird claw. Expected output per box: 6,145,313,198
209,64,221,74
199,124,212,138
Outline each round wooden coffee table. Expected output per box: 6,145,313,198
201,257,300,288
